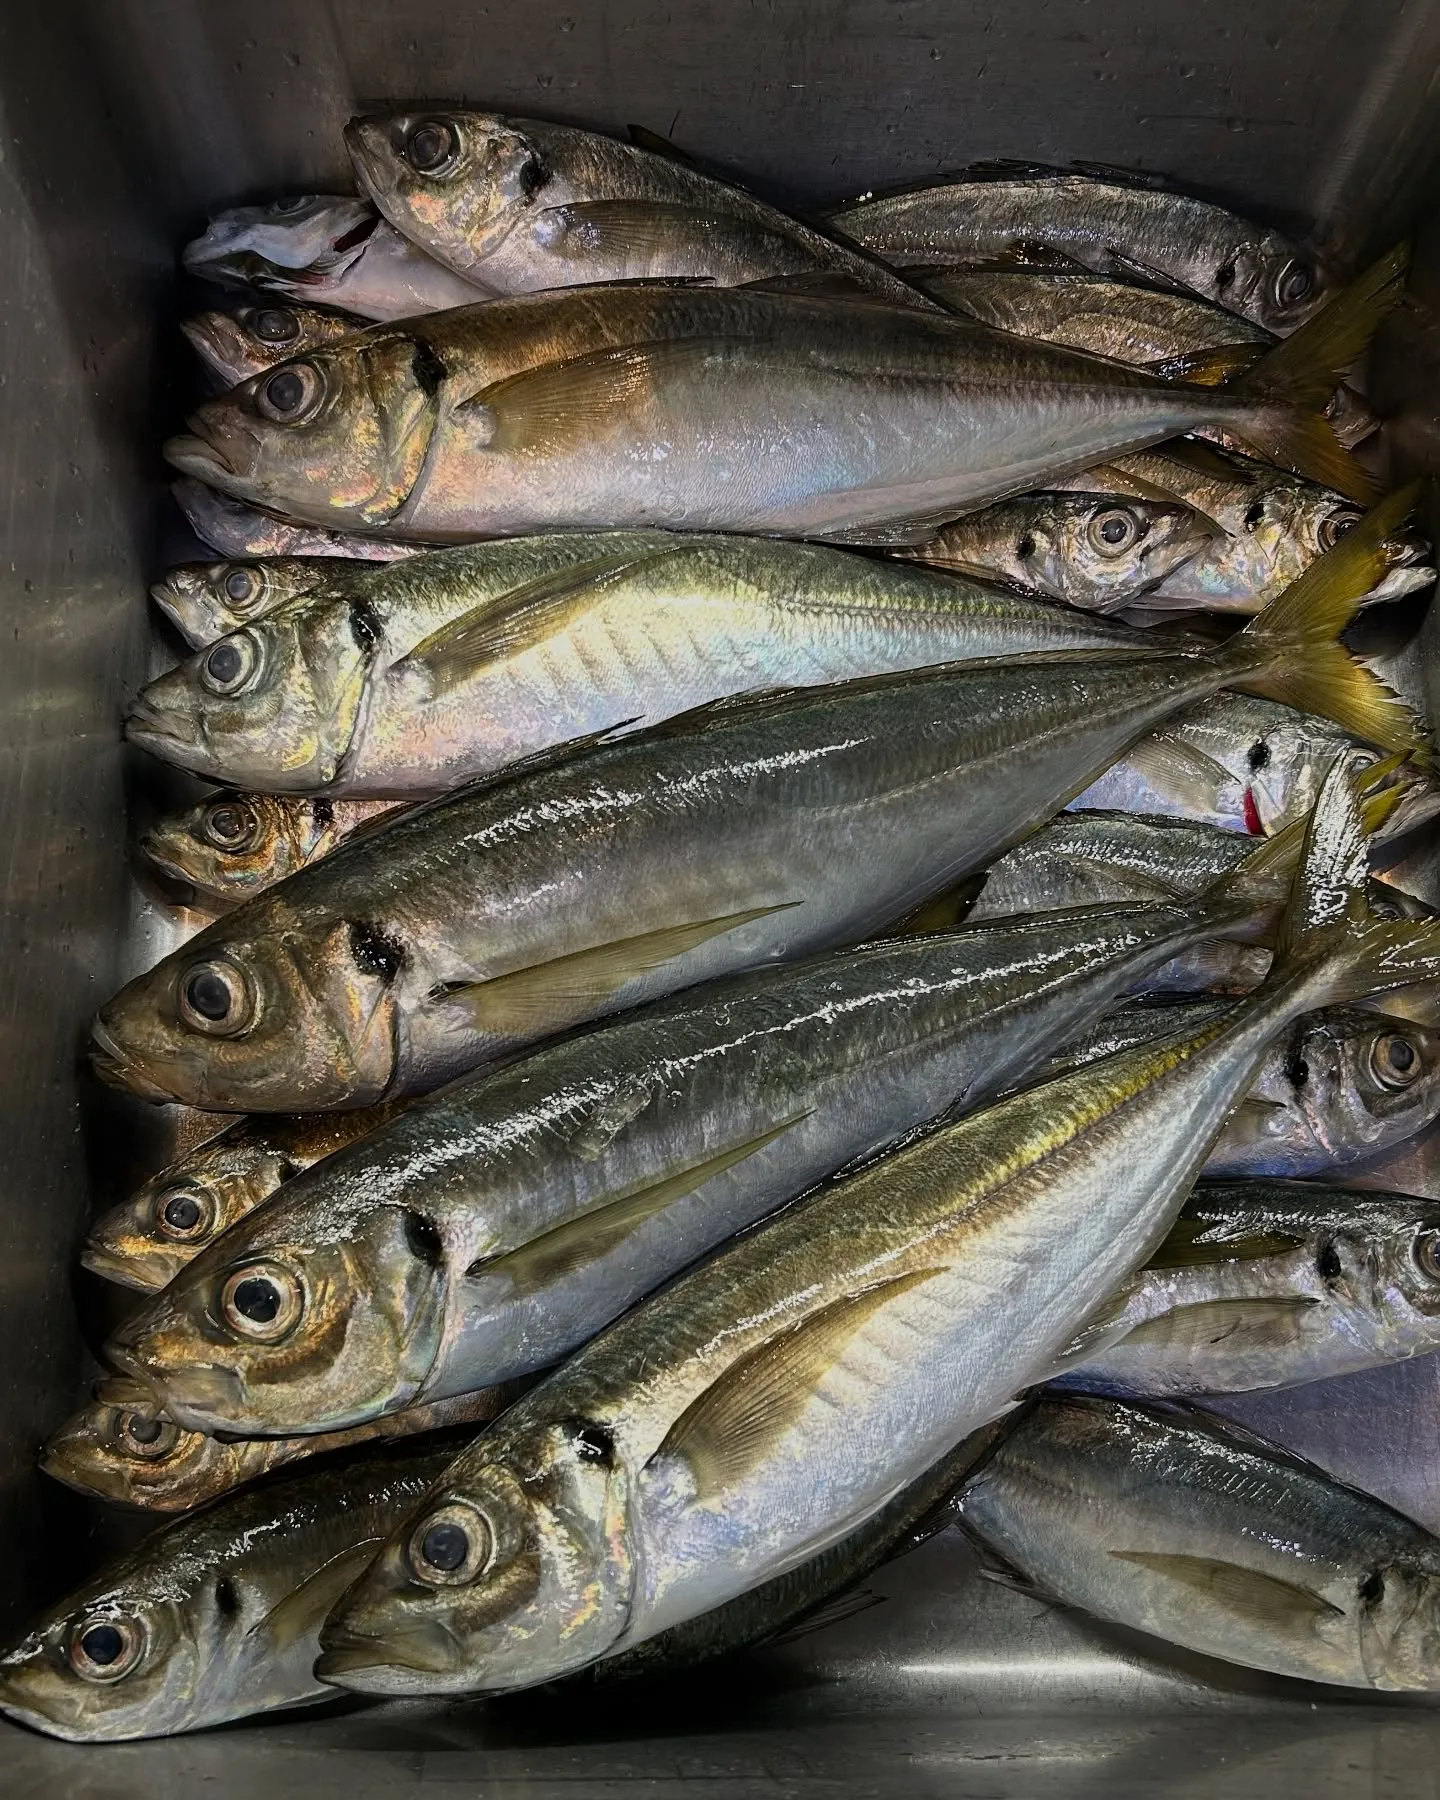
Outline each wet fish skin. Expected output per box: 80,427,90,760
908,493,1213,613
1053,1180,1440,1398
182,193,491,320
105,859,1292,1439
150,557,368,648
161,266,1381,542
827,169,1336,334
82,1105,405,1292
316,762,1440,1696
956,1393,1440,1689
0,1439,460,1740
172,478,425,563
142,793,400,906
41,1384,506,1513
183,301,369,388
126,530,1156,798
347,110,927,308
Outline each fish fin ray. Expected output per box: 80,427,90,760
1118,1295,1319,1353
1116,730,1235,814
255,1542,380,1651
1109,1550,1344,1629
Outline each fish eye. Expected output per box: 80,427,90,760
201,799,261,852
177,958,255,1037
1413,1231,1440,1282
115,1410,181,1460
199,630,261,697
219,565,264,611
250,307,301,345
406,1500,494,1587
256,360,324,425
402,118,460,176
219,1262,305,1342
1088,506,1141,557
155,1184,215,1242
1371,1032,1421,1089
268,196,314,217
69,1617,144,1682
1319,507,1362,551
1275,259,1315,309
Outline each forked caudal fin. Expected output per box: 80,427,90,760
1219,485,1428,757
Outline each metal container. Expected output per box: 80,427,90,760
2,2,1439,1790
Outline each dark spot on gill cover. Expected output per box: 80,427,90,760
348,919,405,983
214,1576,239,1618
1359,1569,1385,1604
1247,740,1270,772
1317,1241,1342,1282
573,1422,616,1466
1244,501,1266,530
311,798,335,828
349,597,383,658
1285,1053,1309,1088
518,152,552,197
411,340,449,398
402,1209,444,1268
1016,534,1036,560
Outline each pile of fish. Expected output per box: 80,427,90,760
8,108,1440,1743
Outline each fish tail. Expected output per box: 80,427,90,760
1220,484,1428,757
1221,244,1409,500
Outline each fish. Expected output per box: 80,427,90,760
172,478,425,563
125,530,1165,798
344,110,928,306
826,165,1338,334
915,268,1377,446
313,755,1440,1696
41,1382,507,1512
181,193,489,320
906,494,1215,613
0,1439,460,1740
1050,1180,1440,1397
1070,690,1440,840
91,505,1421,1112
141,793,400,906
82,1104,405,1292
1038,998,1440,1179
102,823,1302,1438
150,557,371,648
1052,447,1433,615
182,301,369,388
160,251,1401,543
954,1392,1440,1690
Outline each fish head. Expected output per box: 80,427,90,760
1368,1199,1440,1338
83,1129,299,1292
1032,496,1212,609
346,110,547,278
90,901,401,1110
103,1195,451,1436
183,303,363,387
320,1418,633,1694
1288,1008,1440,1168
1216,241,1332,334
125,592,380,789
149,558,327,648
39,1389,237,1511
140,793,333,906
1358,1561,1440,1690
181,194,379,296
164,333,441,530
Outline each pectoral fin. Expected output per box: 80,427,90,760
1146,1216,1307,1269
434,902,802,1037
1110,1550,1344,1630
541,200,795,265
1145,343,1266,386
652,1266,947,1501
1120,1295,1319,1353
256,1541,381,1651
468,1111,812,1293
1121,730,1235,814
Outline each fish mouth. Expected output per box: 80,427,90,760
89,1018,176,1104
79,1237,155,1292
164,432,236,484
317,1617,464,1691
342,118,396,207
146,583,209,646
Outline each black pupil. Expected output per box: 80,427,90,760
206,641,244,685
1331,513,1358,539
163,1193,202,1232
185,968,233,1021
1099,515,1129,545
233,1276,281,1324
271,196,311,215
254,309,299,343
407,123,453,171
1282,264,1313,303
224,569,256,602
265,369,306,414
1388,1037,1417,1073
421,1522,469,1572
208,807,245,842
124,1414,163,1446
81,1624,125,1666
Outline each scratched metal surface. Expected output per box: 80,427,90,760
2,0,1440,1789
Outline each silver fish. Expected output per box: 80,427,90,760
1052,1181,1440,1397
313,757,1440,1695
182,194,488,320
0,1439,458,1740
172,478,424,563
141,793,400,906
183,300,368,388
92,514,1419,1113
345,110,927,307
125,531,1157,797
103,843,1296,1439
956,1393,1440,1690
826,166,1337,334
908,493,1214,613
